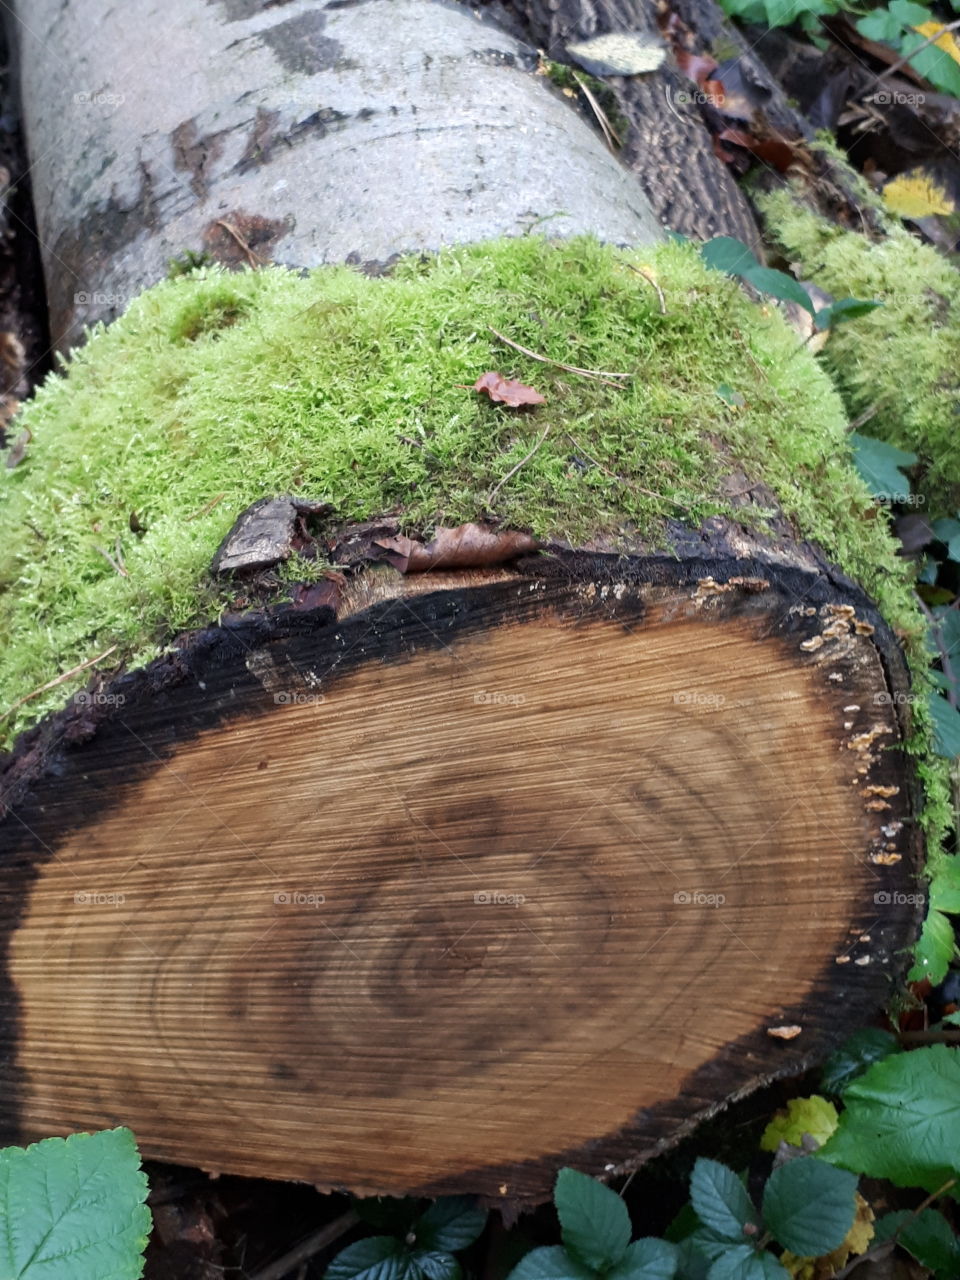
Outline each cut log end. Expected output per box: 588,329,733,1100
0,553,921,1204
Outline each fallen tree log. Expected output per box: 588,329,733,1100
0,0,932,1210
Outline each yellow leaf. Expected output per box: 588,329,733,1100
760,1095,839,1152
882,170,955,219
913,21,960,65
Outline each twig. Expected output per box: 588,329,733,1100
898,1026,960,1044
1,645,119,722
249,1210,359,1280
564,431,691,509
93,540,129,577
917,596,958,710
488,424,552,507
867,18,960,88
487,326,631,386
834,1177,957,1278
627,263,666,315
185,492,226,522
570,70,621,150
847,403,879,433
215,219,266,268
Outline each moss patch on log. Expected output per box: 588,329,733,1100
757,183,960,520
0,235,948,865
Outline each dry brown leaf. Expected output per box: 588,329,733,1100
373,523,539,573
472,371,546,407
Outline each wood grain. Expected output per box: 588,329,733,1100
0,567,922,1203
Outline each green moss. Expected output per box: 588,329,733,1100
0,235,932,789
757,182,960,519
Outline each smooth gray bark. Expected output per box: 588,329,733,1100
9,0,661,350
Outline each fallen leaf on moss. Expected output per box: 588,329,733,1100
373,523,539,572
882,170,955,219
472,371,546,407
761,1095,839,1152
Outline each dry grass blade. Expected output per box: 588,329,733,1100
571,70,622,150
487,327,631,385
488,424,552,508
1,644,120,721
628,263,666,315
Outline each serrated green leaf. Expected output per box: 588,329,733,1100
688,1231,734,1263
909,907,957,983
820,1027,901,1096
506,1246,598,1280
849,432,917,501
759,1096,838,1151
706,1245,788,1279
607,1238,678,1280
414,1198,487,1253
327,1238,417,1280
819,1044,960,1190
699,238,760,277
675,1237,711,1280
412,1252,461,1280
873,1209,960,1278
0,1127,151,1280
555,1169,632,1272
761,1158,857,1255
742,267,816,316
930,694,960,759
690,1161,759,1243
930,857,960,913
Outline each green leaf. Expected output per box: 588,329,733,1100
665,1204,701,1244
849,432,917,501
931,517,960,547
820,1027,901,1096
414,1198,487,1252
873,1209,960,1278
327,1238,417,1280
715,384,746,408
607,1238,678,1280
412,1253,461,1280
761,1158,857,1255
909,907,957,983
555,1169,632,1272
689,1160,759,1243
0,1128,151,1280
932,608,960,664
814,298,883,331
741,267,816,316
705,1245,788,1279
930,694,960,759
688,1231,734,1263
930,856,960,913
506,1246,598,1280
819,1044,960,1191
699,237,760,277
675,1237,711,1280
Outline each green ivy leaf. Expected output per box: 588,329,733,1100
0,1128,151,1280
873,1209,960,1278
414,1198,487,1253
689,1161,759,1243
909,907,957,983
607,1238,678,1280
699,237,761,277
412,1252,461,1280
506,1246,598,1280
930,694,960,759
814,298,883,331
741,266,816,316
820,1027,901,1096
555,1169,632,1272
327,1237,417,1280
761,1158,857,1255
930,856,960,913
819,1044,960,1190
849,432,917,501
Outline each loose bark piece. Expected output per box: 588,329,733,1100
372,523,540,572
0,547,922,1206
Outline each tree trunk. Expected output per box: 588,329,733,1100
0,0,925,1210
